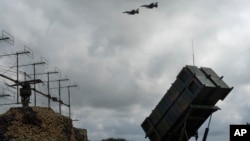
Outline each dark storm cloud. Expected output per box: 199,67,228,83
72,61,142,109
87,25,135,57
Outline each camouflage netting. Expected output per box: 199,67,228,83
0,107,87,141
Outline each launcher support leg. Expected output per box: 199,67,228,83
202,115,213,141
195,131,198,141
178,121,189,141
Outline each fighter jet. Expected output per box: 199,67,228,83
140,2,158,9
123,8,139,15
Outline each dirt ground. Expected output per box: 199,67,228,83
0,107,87,141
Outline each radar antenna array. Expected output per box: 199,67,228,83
0,30,14,46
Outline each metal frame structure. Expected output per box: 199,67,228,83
0,50,31,103
0,29,79,118
141,65,233,141
18,61,46,106
50,78,69,114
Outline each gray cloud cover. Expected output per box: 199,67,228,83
0,0,250,141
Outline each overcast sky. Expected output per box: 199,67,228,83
0,0,250,141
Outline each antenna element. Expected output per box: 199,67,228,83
192,39,195,66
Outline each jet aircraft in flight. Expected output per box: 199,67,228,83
140,2,158,9
123,8,139,15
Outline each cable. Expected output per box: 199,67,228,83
0,62,17,75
